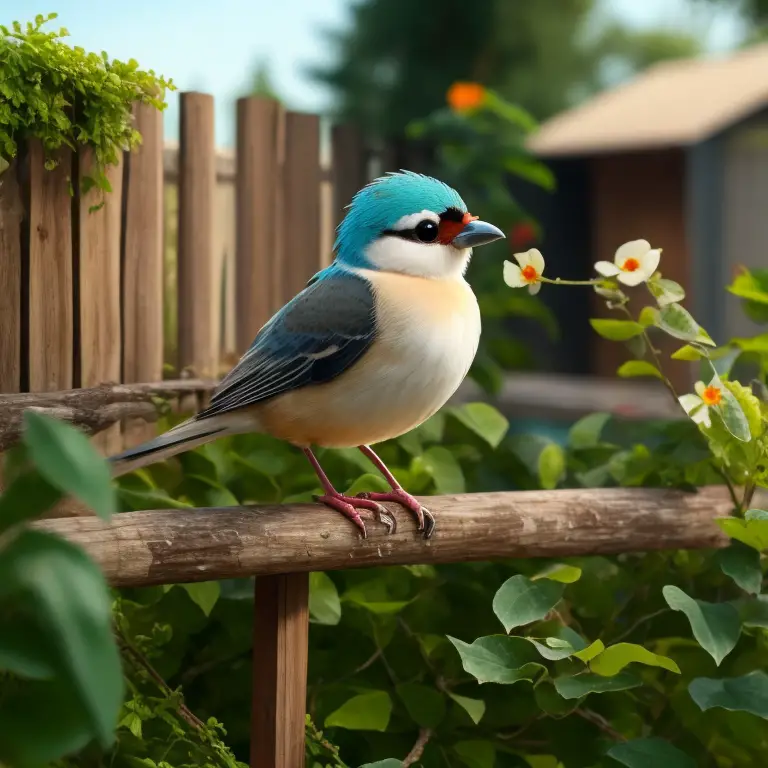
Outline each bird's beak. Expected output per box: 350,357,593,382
451,220,505,249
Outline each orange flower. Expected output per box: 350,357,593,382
447,82,486,112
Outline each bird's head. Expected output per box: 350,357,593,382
334,171,505,279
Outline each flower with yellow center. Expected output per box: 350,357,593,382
447,82,486,112
594,239,661,286
504,249,545,295
678,380,724,428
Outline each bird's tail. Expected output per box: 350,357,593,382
109,414,242,478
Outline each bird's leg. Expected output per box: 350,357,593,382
355,445,436,539
303,448,396,538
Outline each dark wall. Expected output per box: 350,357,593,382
507,158,593,375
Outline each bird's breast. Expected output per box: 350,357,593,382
255,270,481,448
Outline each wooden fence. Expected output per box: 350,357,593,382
0,91,734,768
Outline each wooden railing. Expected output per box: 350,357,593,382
34,486,731,768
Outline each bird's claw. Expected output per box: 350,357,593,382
313,493,397,538
356,489,435,539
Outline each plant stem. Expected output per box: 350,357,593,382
743,481,757,511
541,276,604,287
117,629,205,731
711,463,741,514
575,709,626,742
403,728,432,766
612,608,671,643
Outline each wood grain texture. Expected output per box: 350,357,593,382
34,487,731,588
236,98,283,352
0,158,23,393
280,112,321,305
28,142,73,392
123,103,164,447
177,92,217,379
251,573,309,768
79,150,123,454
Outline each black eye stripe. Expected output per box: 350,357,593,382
383,219,440,243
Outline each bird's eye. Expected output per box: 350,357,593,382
414,220,439,243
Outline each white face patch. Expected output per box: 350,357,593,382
391,210,440,232
364,237,472,280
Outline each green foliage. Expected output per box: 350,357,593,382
0,414,122,766
0,13,173,192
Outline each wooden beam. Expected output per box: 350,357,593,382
251,573,309,768
34,487,730,588
0,158,23,394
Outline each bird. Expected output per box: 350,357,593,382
110,171,504,538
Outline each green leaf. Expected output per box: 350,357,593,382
648,278,686,307
689,671,768,718
448,635,544,684
662,585,740,665
453,740,496,768
608,738,696,768
359,761,402,768
589,319,644,341
344,473,391,497
309,572,341,626
553,671,642,700
617,360,663,380
532,563,582,584
716,376,752,442
180,581,220,617
569,412,611,449
420,446,465,494
492,575,564,631
638,306,660,327
589,642,680,677
657,304,714,346
0,466,62,531
717,515,768,552
671,344,704,361
735,594,768,627
449,402,509,448
0,530,123,747
396,683,446,728
0,623,57,679
717,542,762,595
537,443,565,490
325,691,392,731
448,693,485,724
23,411,116,520
504,155,556,190
573,639,605,663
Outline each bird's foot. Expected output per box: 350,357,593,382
356,488,435,539
313,492,397,539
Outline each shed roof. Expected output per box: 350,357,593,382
528,43,768,157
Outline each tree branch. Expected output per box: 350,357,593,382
403,728,432,766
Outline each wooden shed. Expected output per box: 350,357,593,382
525,43,768,389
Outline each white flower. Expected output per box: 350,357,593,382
678,380,724,428
594,240,661,287
504,248,545,295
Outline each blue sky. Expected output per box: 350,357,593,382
6,0,746,146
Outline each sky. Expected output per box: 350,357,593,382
5,0,747,146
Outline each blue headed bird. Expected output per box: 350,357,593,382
110,171,504,538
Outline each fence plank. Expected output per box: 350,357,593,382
251,573,309,768
177,92,217,381
0,159,23,394
35,487,731,587
28,142,73,393
280,112,321,304
79,151,123,454
331,123,366,228
123,103,164,447
235,98,283,353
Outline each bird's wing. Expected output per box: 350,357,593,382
197,269,376,419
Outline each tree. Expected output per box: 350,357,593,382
310,0,704,139
248,60,281,102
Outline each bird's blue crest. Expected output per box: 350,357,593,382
333,171,467,269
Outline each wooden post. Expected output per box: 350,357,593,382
28,142,73,393
0,159,23,394
122,103,164,446
235,98,284,353
280,112,321,305
251,573,309,768
331,123,366,227
78,150,123,455
177,92,217,382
